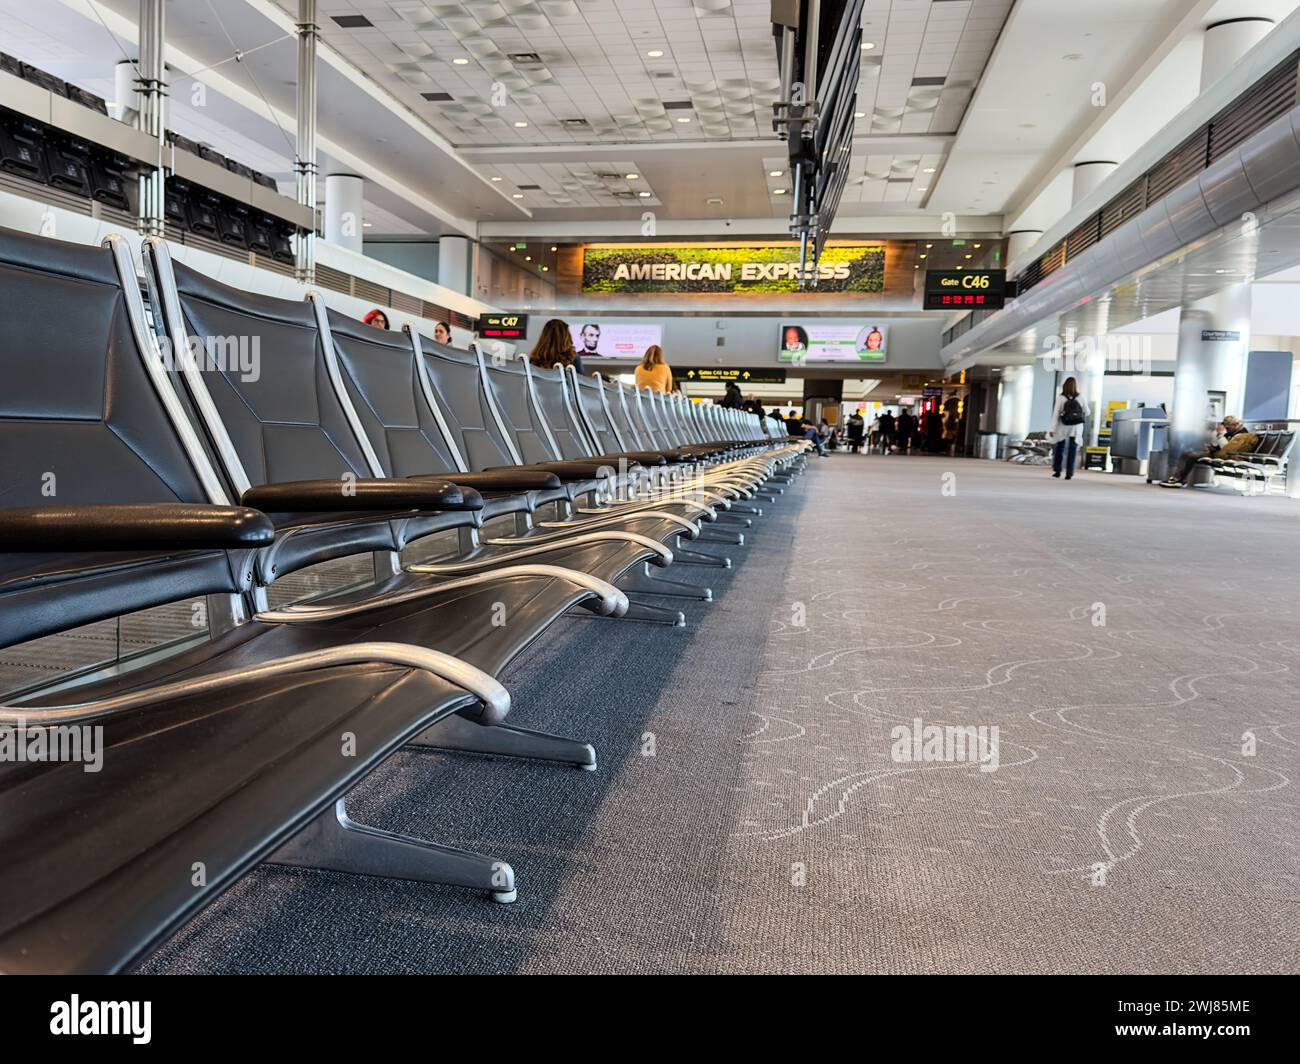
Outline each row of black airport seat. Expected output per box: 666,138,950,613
0,53,296,259
0,224,810,974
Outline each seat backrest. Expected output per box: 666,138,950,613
408,331,522,472
568,369,624,456
324,305,463,477
144,239,414,574
478,354,563,466
608,381,649,450
0,228,249,649
1276,432,1295,461
629,386,667,449
523,359,593,460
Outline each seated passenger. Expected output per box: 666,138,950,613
635,344,673,393
530,318,585,376
363,308,389,330
803,420,827,456
1160,416,1260,487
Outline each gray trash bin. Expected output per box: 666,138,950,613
977,431,1006,460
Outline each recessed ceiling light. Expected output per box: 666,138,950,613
965,253,972,259
452,58,469,65
676,116,691,123
625,173,639,180
773,188,787,195
647,49,664,58
512,193,523,198
923,167,935,173
550,245,558,251
920,254,927,259
861,42,875,50
362,222,373,228
513,121,529,128
491,176,502,182
638,191,652,197
854,111,865,118
925,243,933,248
956,265,963,270
973,242,981,248
525,255,531,260
917,187,927,192
769,169,783,177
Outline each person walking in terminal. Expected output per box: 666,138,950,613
1050,376,1090,479
846,411,865,453
530,318,585,375
878,410,896,454
1159,416,1260,488
895,408,917,454
635,344,673,393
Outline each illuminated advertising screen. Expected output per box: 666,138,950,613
569,321,663,359
778,323,888,363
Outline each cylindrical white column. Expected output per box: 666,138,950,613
1006,229,1042,265
1071,161,1118,207
996,365,1034,440
324,173,364,252
438,235,470,295
113,60,139,124
1170,284,1251,465
1201,18,1274,93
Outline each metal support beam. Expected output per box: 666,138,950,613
295,0,319,283
136,0,166,237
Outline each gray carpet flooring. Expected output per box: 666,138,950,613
138,456,1300,974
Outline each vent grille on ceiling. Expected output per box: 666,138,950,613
1014,48,1300,296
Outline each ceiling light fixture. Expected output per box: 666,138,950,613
861,42,875,50
773,188,787,195
769,169,783,177
452,58,469,65
625,173,639,180
647,50,664,58
638,191,652,197
550,245,558,251
513,121,529,128
854,111,865,118
512,193,523,198
676,116,691,123
491,176,502,182
923,167,935,173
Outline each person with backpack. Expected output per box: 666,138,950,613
1050,376,1090,479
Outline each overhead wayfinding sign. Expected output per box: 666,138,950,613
679,368,787,384
923,269,1008,310
477,313,528,339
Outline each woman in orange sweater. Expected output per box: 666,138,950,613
635,344,673,393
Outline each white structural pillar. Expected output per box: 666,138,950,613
294,0,319,283
113,60,139,125
1169,284,1251,465
1071,161,1118,207
1006,229,1042,265
438,236,471,295
324,174,364,253
996,365,1034,441
135,0,166,237
1201,18,1275,93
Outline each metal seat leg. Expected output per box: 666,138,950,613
408,711,597,771
267,798,518,903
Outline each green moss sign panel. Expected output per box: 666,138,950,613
582,245,886,294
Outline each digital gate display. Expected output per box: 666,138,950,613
477,313,528,340
923,269,1008,311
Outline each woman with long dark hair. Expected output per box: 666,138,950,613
529,319,585,375
1049,376,1090,480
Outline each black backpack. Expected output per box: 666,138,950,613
1060,396,1085,426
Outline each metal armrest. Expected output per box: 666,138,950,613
410,470,563,492
0,503,274,552
240,478,482,513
